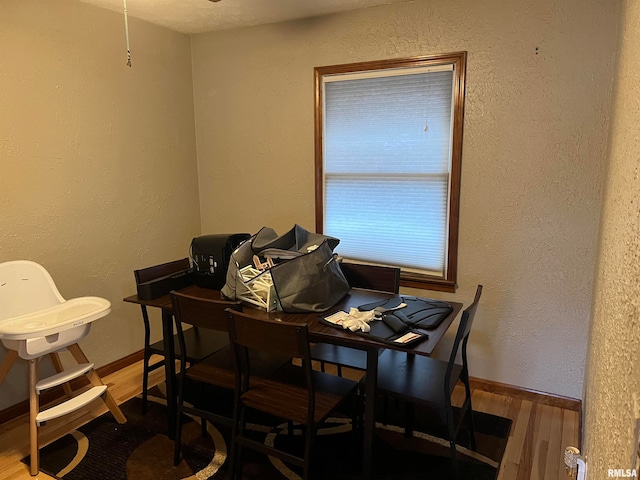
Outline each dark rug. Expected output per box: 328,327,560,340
25,390,511,480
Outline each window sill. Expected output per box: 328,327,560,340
400,273,456,293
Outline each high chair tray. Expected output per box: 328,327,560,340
0,297,111,340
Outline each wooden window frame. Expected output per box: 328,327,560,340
314,52,467,293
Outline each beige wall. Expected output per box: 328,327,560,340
583,0,640,474
191,0,619,399
0,0,200,410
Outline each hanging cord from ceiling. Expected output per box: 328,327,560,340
123,0,131,67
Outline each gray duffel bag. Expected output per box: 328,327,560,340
221,225,349,313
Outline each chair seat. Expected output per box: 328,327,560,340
149,327,229,363
184,346,236,390
310,343,368,371
376,349,463,406
185,345,291,391
241,363,358,425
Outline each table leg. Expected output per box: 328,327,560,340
363,346,379,479
162,309,177,439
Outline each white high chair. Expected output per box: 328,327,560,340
0,260,126,475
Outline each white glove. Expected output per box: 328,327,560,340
340,308,377,332
342,317,371,332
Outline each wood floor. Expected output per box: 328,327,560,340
0,357,579,480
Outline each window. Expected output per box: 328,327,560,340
314,52,466,292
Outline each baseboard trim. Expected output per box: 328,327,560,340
96,350,145,377
0,350,144,426
470,376,581,411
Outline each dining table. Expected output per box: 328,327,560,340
123,284,462,479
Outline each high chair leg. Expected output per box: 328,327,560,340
49,352,74,398
0,350,18,385
67,344,126,424
29,358,39,476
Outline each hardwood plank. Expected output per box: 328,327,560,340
557,408,580,479
471,389,489,412
451,383,467,407
493,396,519,480
530,403,553,479
496,399,532,480
474,389,513,419
499,460,521,480
515,400,538,480
544,406,565,480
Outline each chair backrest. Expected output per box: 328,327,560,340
340,262,401,294
171,291,241,332
134,258,190,284
227,309,315,420
227,309,310,359
0,260,65,321
447,285,483,372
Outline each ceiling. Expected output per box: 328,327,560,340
77,0,416,35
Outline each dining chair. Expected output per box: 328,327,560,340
375,284,483,479
171,292,290,466
226,309,360,480
134,259,225,415
170,291,240,465
310,262,401,376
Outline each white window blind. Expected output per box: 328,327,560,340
322,66,455,276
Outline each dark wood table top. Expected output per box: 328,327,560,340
124,285,462,357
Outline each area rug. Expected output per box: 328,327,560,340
25,389,511,480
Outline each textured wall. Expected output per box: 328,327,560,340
191,0,619,398
583,0,640,474
0,0,200,410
